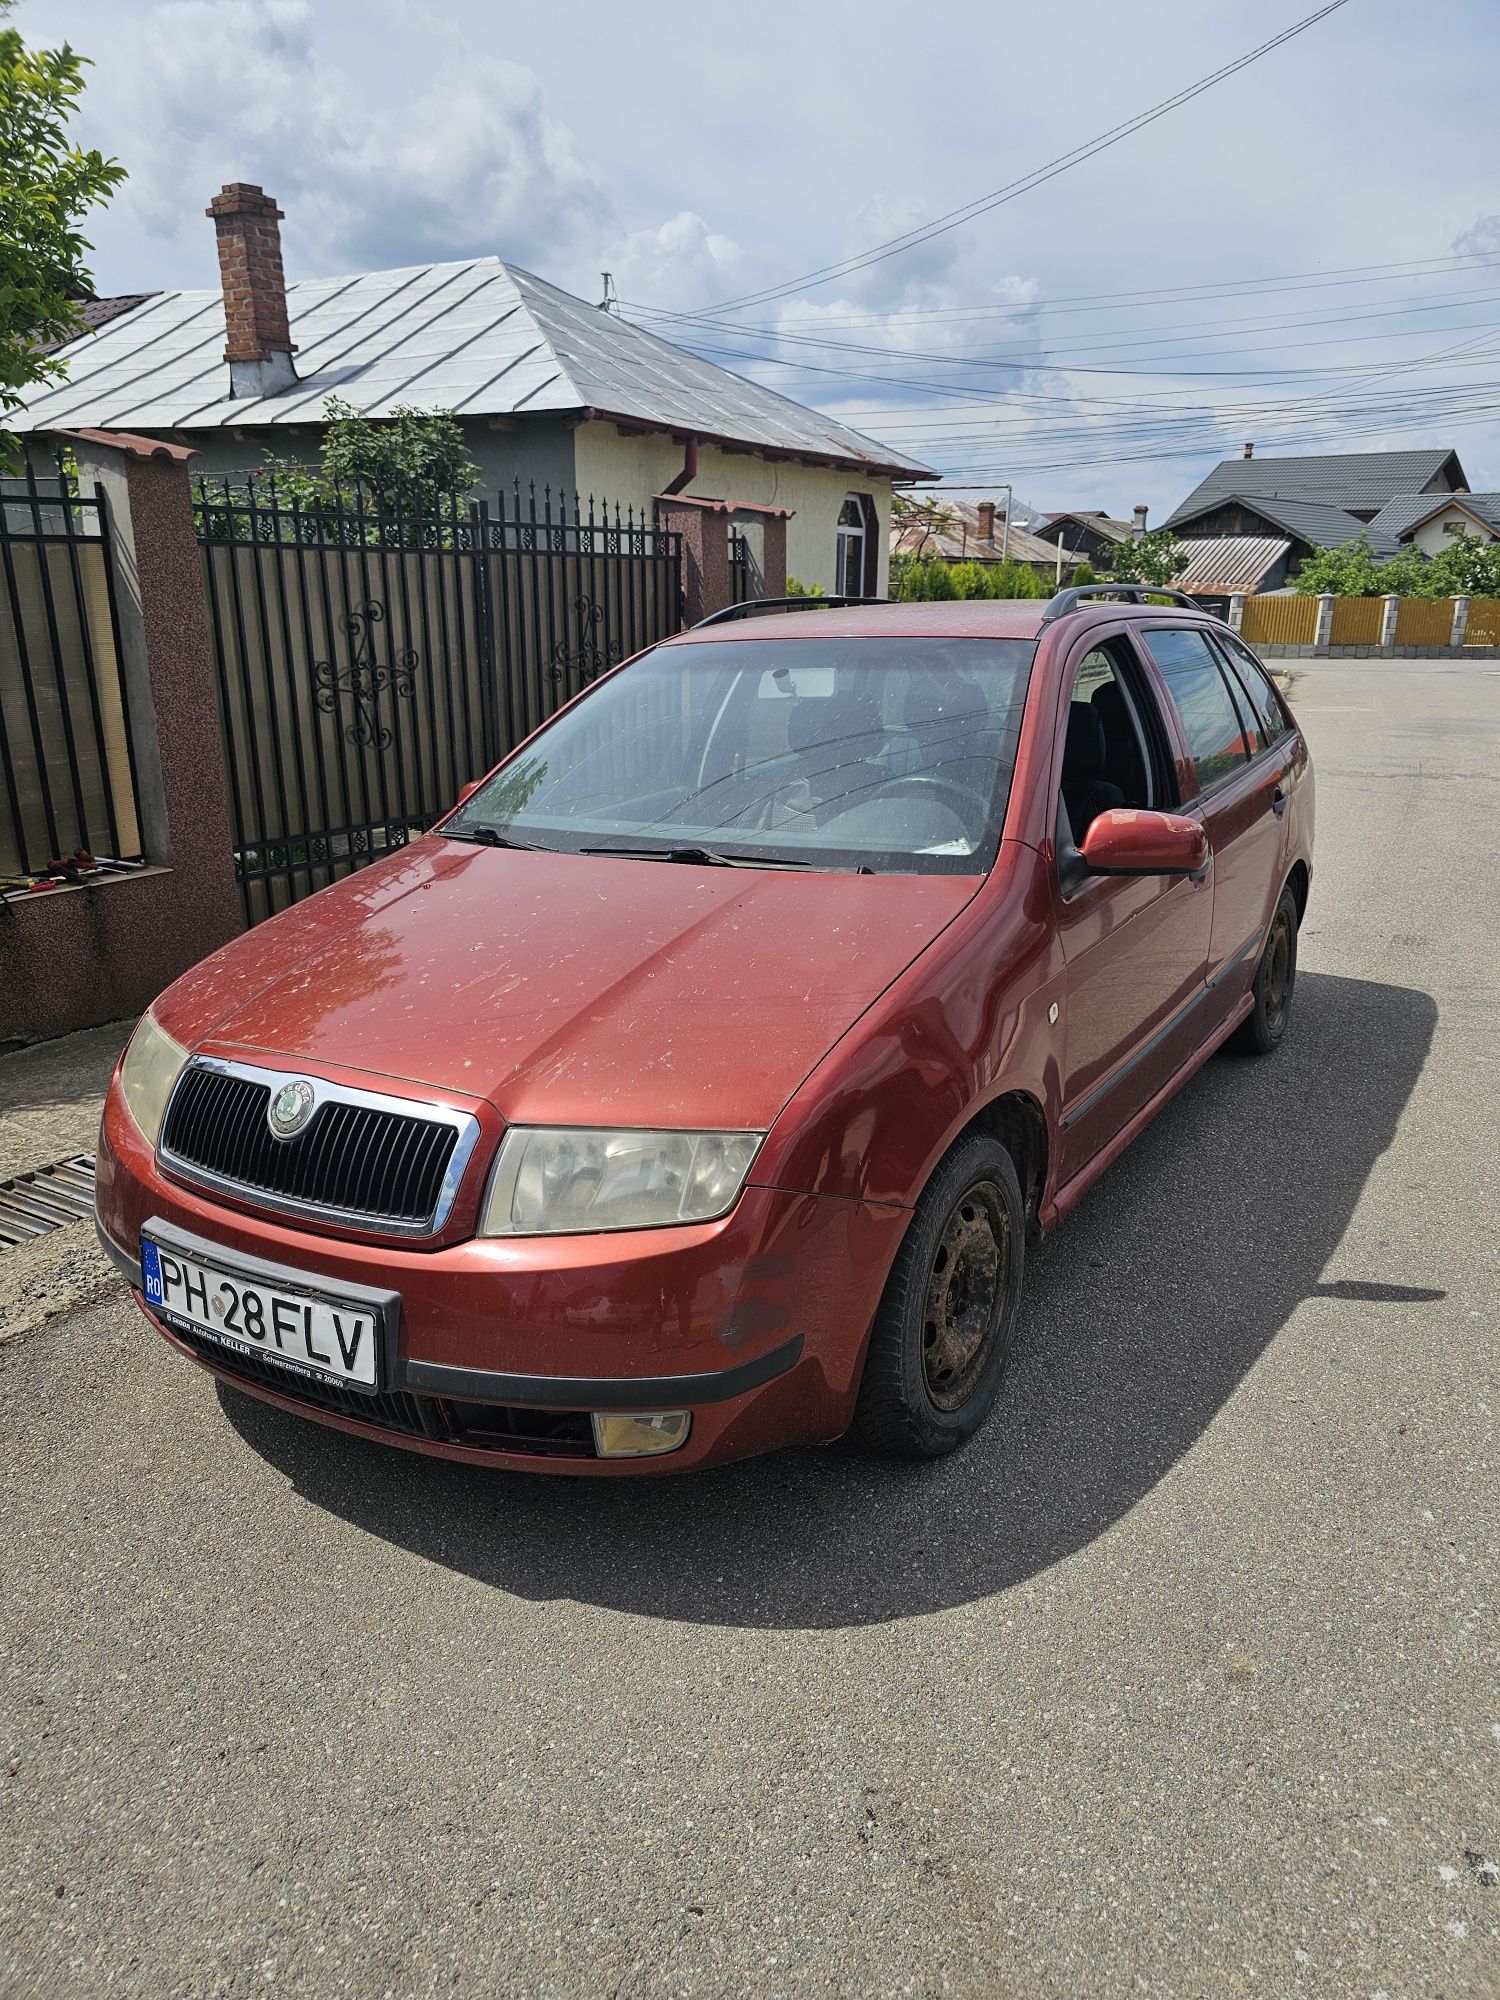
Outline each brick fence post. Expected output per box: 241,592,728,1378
0,429,244,1040
655,494,731,626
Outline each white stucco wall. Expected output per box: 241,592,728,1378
571,424,895,594
1409,506,1497,556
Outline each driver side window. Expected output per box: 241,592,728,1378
1060,643,1154,845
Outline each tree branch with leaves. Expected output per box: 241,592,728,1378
0,6,125,467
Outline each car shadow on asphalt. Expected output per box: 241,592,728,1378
221,971,1439,1630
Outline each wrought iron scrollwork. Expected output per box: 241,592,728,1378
549,595,624,686
314,599,417,748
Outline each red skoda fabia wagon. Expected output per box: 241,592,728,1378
96,587,1313,1474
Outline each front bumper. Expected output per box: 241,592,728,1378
97,1080,908,1475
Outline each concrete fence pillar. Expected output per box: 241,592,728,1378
0,430,243,1041
1380,594,1400,650
1228,594,1246,633
1451,595,1470,648
655,494,732,627
1314,594,1336,650
760,512,788,598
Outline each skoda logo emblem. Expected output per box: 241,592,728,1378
267,1078,316,1140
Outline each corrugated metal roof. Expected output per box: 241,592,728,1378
890,496,1087,569
16,259,932,478
1165,447,1466,527
1170,535,1290,594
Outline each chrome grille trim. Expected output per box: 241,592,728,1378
158,1056,483,1236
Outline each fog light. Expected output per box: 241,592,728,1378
591,1411,691,1459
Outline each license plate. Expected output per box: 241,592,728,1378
140,1237,378,1389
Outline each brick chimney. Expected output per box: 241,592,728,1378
977,499,996,543
206,183,298,397
1132,504,1148,538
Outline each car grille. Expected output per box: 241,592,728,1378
160,1063,463,1232
174,1326,596,1456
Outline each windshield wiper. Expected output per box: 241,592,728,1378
579,843,811,869
442,823,547,852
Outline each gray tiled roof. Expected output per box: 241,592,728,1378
1170,491,1373,549
1365,491,1500,542
1165,448,1465,527
16,258,933,478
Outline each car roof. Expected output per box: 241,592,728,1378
665,597,1224,649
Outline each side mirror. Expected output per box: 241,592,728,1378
454,779,482,809
1079,808,1209,878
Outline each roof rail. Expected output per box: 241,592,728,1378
1040,582,1203,624
693,594,883,629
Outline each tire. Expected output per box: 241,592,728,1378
851,1132,1025,1461
1229,884,1299,1056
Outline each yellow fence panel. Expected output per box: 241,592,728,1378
1393,598,1456,646
1465,598,1500,646
1327,597,1385,646
1240,595,1318,647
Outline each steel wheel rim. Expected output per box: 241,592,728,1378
921,1179,1009,1412
1264,908,1294,1030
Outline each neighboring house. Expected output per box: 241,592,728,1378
1166,444,1470,529
1364,491,1500,555
1033,509,1136,568
1162,444,1477,584
18,185,934,597
889,496,1088,578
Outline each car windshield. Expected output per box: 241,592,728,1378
445,636,1038,874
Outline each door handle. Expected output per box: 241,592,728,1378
1272,787,1289,818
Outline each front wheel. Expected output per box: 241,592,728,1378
1229,884,1299,1055
851,1132,1025,1460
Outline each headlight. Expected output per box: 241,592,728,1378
480,1127,762,1237
118,1011,189,1147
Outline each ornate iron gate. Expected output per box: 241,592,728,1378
195,478,682,923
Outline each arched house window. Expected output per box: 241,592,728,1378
836,493,875,597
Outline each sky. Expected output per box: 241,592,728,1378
21,0,1500,520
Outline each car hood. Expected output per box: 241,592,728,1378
156,837,981,1131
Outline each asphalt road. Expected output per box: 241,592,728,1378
2,659,1496,2000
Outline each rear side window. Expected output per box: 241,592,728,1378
1218,634,1292,740
1139,628,1251,792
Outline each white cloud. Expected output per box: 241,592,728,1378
90,0,612,278
607,212,746,313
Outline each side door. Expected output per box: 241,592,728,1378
1132,624,1294,1021
1051,629,1214,1183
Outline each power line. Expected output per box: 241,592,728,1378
625,250,1500,335
671,1,1354,317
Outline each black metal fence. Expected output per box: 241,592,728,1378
729,529,762,606
194,475,683,923
0,461,141,884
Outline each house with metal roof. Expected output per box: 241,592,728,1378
1032,510,1136,568
1165,444,1470,530
889,496,1088,578
17,184,934,597
1363,490,1500,555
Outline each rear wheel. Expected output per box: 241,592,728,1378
1229,884,1299,1055
851,1133,1024,1460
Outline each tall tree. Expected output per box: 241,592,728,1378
0,5,126,465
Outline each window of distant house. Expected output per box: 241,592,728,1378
836,495,870,597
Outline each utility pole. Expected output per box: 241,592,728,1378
1055,531,1065,586
1000,483,1012,562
